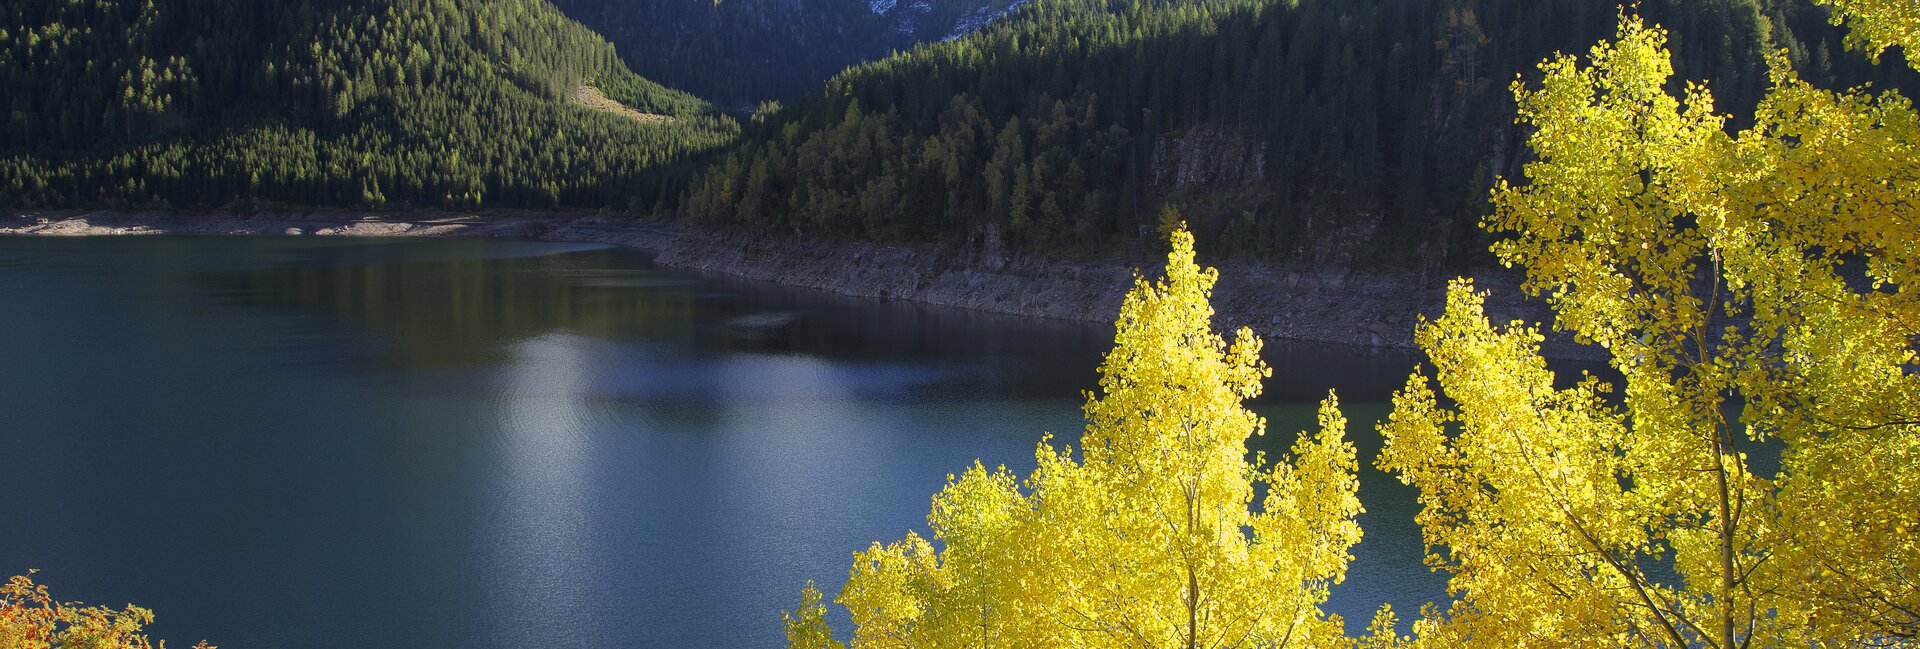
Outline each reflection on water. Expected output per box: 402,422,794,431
0,235,1446,648
490,334,600,644
218,243,704,367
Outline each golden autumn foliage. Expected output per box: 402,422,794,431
787,228,1363,649
0,573,211,649
1815,0,1920,70
1379,10,1919,649
785,583,847,649
792,2,1920,648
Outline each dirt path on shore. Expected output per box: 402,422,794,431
2,210,1598,360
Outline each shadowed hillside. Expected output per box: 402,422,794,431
1,0,738,211
681,0,1913,267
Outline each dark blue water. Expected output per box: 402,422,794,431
0,236,1444,648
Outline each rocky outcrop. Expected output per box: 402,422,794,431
1151,126,1266,189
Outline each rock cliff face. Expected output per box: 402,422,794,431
1151,127,1266,189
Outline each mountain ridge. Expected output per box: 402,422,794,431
550,0,1033,109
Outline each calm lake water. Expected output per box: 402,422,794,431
0,236,1445,648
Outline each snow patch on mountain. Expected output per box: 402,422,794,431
868,0,897,14
945,0,1029,40
891,0,933,36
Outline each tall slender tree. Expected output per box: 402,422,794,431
1380,9,1918,647
788,227,1364,649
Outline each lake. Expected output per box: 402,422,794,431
0,235,1445,648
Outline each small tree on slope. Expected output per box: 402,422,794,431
786,227,1363,649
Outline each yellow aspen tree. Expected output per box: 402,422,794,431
0,572,213,649
1814,0,1919,69
786,583,849,649
1379,11,1918,648
787,227,1364,649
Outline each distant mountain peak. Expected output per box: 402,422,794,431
552,0,1032,107
945,0,1028,40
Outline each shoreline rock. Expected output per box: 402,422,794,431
1,210,1603,361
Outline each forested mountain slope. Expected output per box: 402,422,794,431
681,0,1913,267
552,0,1031,110
0,0,737,211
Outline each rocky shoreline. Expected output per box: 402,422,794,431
1,210,1601,360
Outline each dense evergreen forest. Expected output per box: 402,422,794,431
5,0,1912,266
680,0,1915,266
0,0,737,211
552,0,1031,110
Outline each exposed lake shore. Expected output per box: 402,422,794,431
2,210,1601,360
